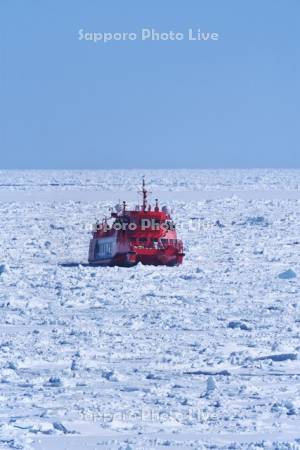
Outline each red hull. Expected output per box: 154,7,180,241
89,250,184,267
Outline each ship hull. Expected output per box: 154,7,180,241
88,250,184,267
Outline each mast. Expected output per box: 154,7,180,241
138,177,151,211
142,176,147,211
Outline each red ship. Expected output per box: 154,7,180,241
88,179,185,267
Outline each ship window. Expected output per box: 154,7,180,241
96,240,113,257
161,239,168,245
139,237,147,242
129,237,136,242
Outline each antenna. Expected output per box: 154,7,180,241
138,176,151,211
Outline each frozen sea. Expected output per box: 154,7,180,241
1,169,300,450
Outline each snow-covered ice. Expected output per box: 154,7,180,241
1,170,300,449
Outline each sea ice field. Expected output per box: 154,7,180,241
1,169,300,449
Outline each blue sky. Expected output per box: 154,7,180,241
1,0,299,169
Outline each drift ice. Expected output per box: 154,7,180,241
88,178,185,267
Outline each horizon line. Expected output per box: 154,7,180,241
1,167,300,171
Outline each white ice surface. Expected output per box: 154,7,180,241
1,170,300,449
